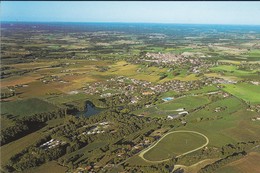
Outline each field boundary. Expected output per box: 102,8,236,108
139,130,209,163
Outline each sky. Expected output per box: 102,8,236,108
1,1,260,25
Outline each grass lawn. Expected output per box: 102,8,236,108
222,83,260,104
143,132,207,161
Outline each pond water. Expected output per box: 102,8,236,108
76,101,103,117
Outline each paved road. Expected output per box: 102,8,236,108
138,130,209,163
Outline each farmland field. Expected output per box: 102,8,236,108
222,83,260,104
214,152,260,173
0,98,60,117
0,131,43,167
22,161,67,173
179,97,260,147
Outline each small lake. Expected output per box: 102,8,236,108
76,101,103,117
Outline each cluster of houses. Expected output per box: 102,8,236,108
167,108,189,120
82,122,110,135
144,52,209,69
13,84,28,88
40,139,66,150
40,74,68,84
167,111,189,119
212,78,237,84
83,76,215,103
214,106,227,112
251,117,260,121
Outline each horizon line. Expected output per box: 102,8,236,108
2,21,260,27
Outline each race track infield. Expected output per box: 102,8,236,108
139,130,209,163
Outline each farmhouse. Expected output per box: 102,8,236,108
167,114,180,120
178,111,189,115
40,139,66,150
181,120,187,125
252,117,260,121
142,91,155,95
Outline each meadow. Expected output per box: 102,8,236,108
133,95,210,118
0,98,60,117
22,161,67,173
157,95,210,111
222,83,260,104
179,97,260,147
214,152,260,173
209,65,259,80
0,131,43,167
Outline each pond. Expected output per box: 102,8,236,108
76,101,103,117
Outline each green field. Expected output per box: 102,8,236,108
214,152,260,173
190,96,245,119
222,83,260,104
142,131,207,161
247,49,260,61
211,65,256,75
22,161,67,173
209,65,259,80
159,86,218,98
160,90,178,98
0,131,43,167
157,95,210,111
0,116,15,130
0,98,60,117
133,95,210,118
60,140,108,165
45,93,89,105
180,97,260,147
184,85,219,95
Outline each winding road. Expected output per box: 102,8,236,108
139,130,209,163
